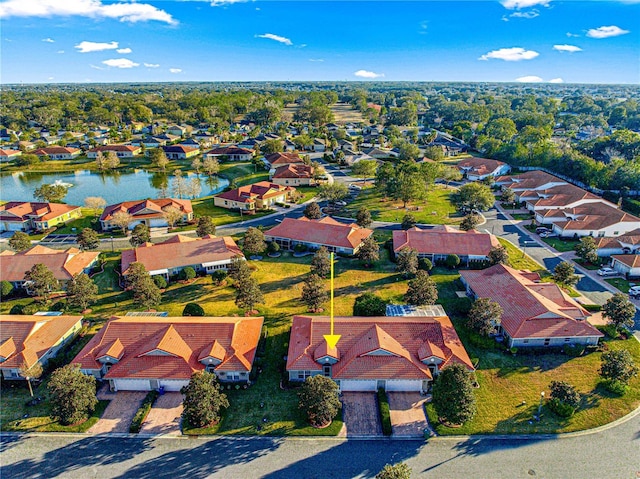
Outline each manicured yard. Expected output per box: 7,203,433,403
344,185,462,225
219,162,269,187
541,237,578,253
605,278,635,293
497,237,545,273
510,213,532,221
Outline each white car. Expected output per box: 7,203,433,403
596,267,617,277
629,286,640,299
349,184,362,190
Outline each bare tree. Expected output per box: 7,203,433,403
163,206,183,228
19,361,43,397
94,151,106,170
203,157,220,176
111,211,133,235
187,177,202,198
191,157,202,173
106,151,120,169
84,196,106,217
172,169,188,198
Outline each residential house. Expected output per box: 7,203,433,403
193,132,216,147
72,315,263,391
0,201,82,232
522,184,609,213
100,198,193,231
121,234,243,280
162,145,200,160
214,182,295,212
363,147,394,159
495,171,568,198
459,264,603,348
0,315,84,380
610,255,640,278
87,144,141,159
0,246,100,291
286,312,474,393
264,217,373,255
141,137,166,149
166,125,188,137
17,141,37,151
456,157,511,181
237,138,260,151
283,139,296,152
595,229,640,257
392,225,500,265
32,146,81,160
0,149,22,162
0,128,17,142
179,138,201,149
312,139,326,152
265,152,304,168
204,146,253,162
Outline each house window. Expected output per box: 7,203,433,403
227,373,240,381
205,364,216,373
297,371,312,380
544,338,551,346
523,339,529,344
564,338,571,342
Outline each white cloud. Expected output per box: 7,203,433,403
169,68,182,73
116,47,132,54
479,47,539,61
42,38,54,42
102,58,139,68
90,64,104,70
515,75,544,82
48,76,54,80
509,10,539,19
144,62,160,68
57,50,64,54
566,32,580,37
553,44,582,52
75,41,118,53
354,70,384,79
308,59,324,62
549,78,564,83
0,0,176,25
501,0,550,9
419,20,428,33
256,33,292,46
210,0,249,6
586,25,630,39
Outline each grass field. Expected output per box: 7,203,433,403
497,237,545,273
605,278,634,293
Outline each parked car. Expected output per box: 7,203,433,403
628,285,640,299
536,227,551,234
349,183,362,190
540,231,558,238
334,201,347,207
596,267,617,277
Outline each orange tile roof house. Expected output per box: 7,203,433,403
162,144,200,160
32,146,81,160
456,157,510,181
214,181,295,212
100,198,193,231
72,316,263,391
0,245,100,291
393,226,500,265
0,148,22,162
610,254,640,278
536,202,640,238
270,163,315,187
265,217,374,255
495,170,567,195
596,229,640,256
265,152,305,167
121,234,243,280
286,314,474,393
460,264,603,349
204,146,253,162
87,144,142,158
522,183,608,212
0,314,84,380
0,201,82,232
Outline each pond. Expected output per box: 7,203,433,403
0,170,229,205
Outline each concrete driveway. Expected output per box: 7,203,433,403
139,392,183,436
340,392,382,437
387,392,429,437
88,390,147,434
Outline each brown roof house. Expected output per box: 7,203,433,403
265,217,374,255
286,309,474,393
460,264,603,348
538,203,640,239
393,225,500,266
270,163,315,187
610,254,640,279
265,152,305,167
495,171,567,196
32,146,81,160
595,229,640,257
0,201,82,232
522,183,608,213
87,144,142,158
100,198,193,231
214,181,295,212
71,315,263,391
456,157,510,181
0,314,84,380
121,234,243,280
0,245,100,291
204,146,253,162
162,145,200,160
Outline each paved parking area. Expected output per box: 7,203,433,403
139,392,183,435
88,391,147,434
341,392,382,437
388,392,429,437
40,234,77,244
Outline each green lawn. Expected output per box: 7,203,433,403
510,213,532,221
541,237,578,253
219,162,269,186
344,185,462,225
295,186,318,204
497,237,545,273
605,278,634,293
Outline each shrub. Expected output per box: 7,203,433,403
9,304,25,315
130,390,159,433
298,375,341,427
445,254,460,269
376,463,412,479
179,267,196,281
267,241,280,254
548,398,576,418
211,270,228,285
294,243,307,253
1,280,14,299
353,292,388,316
183,302,205,317
152,275,167,289
583,304,602,313
563,344,585,357
418,257,433,272
432,364,477,425
602,379,629,395
50,300,67,312
377,388,392,436
548,380,580,417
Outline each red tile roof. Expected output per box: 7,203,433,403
266,152,304,166
121,234,243,275
595,229,640,249
0,315,83,370
71,316,263,379
457,157,506,176
549,202,640,232
287,315,474,380
611,254,640,268
88,145,140,153
204,146,253,156
496,170,565,190
100,198,192,222
33,146,80,156
0,246,100,282
214,181,294,204
265,217,373,251
163,145,199,154
0,149,21,157
272,164,314,179
460,264,603,340
524,184,607,210
0,201,81,223
393,226,500,256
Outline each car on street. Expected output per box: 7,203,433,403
596,267,617,277
629,286,640,299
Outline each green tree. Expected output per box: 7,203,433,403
76,228,100,251
357,236,380,267
500,188,516,205
404,270,438,305
467,298,503,337
183,302,205,316
445,254,461,269
301,273,327,312
179,266,197,281
353,292,388,316
356,207,372,228
130,223,151,247
267,241,280,255
24,263,58,300
351,159,378,183
311,246,331,278
488,246,509,265
375,161,396,198
304,202,322,220
548,380,580,417
298,375,342,427
452,182,495,213
243,227,266,256
228,256,252,283
261,139,284,155
318,183,349,204
552,261,579,288
600,350,638,388
423,145,445,162
575,236,599,265
181,371,229,428
1,280,14,299
460,214,482,232
34,183,68,203
8,231,31,252
153,275,167,289
602,293,636,331
235,276,264,312
126,263,162,309
376,463,412,479
150,148,169,171
196,216,216,238
67,273,98,311
396,247,419,277
432,364,477,425
48,365,98,425
401,214,417,230
395,162,428,207
396,140,421,161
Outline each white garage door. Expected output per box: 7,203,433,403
159,380,189,392
340,380,377,392
114,379,151,391
386,380,422,392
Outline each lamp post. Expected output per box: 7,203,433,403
538,391,545,418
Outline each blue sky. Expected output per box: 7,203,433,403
1,0,638,84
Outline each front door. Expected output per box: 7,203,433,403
323,365,331,377
376,380,386,390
